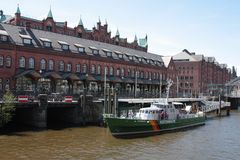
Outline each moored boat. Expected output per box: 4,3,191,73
105,102,205,138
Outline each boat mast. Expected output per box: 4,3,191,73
166,79,173,103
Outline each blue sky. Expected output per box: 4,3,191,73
1,0,240,74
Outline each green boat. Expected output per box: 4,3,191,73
105,102,205,138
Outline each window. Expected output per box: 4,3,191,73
78,47,85,53
19,57,25,68
43,41,51,48
5,56,11,67
48,60,54,70
58,41,69,51
145,72,148,79
141,72,144,79
76,64,81,73
67,63,72,72
29,58,35,69
149,72,152,80
93,49,99,55
62,44,69,50
23,38,31,44
0,35,8,42
97,65,101,75
127,69,131,77
82,64,87,73
118,54,123,59
59,61,65,71
106,52,112,57
0,55,3,67
91,65,96,74
46,26,52,31
131,70,135,78
109,67,114,76
153,73,156,80
40,59,46,70
121,68,125,77
129,56,133,61
116,68,120,76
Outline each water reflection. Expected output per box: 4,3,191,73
0,111,240,160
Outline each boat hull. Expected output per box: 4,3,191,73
105,117,205,138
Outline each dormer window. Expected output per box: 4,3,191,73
58,41,69,51
103,49,112,57
0,30,9,42
139,57,142,62
0,35,7,42
40,38,52,48
75,44,85,53
115,51,123,59
126,54,133,60
146,59,150,63
20,34,32,45
89,46,99,55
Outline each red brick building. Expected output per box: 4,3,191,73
173,49,233,97
0,6,177,98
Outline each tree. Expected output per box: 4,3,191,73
0,91,16,127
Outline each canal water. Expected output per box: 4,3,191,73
0,111,240,160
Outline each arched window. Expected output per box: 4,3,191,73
153,73,156,80
91,64,96,74
82,64,87,73
121,68,125,77
127,68,131,77
109,67,114,76
48,60,54,70
67,63,72,72
141,71,144,79
59,61,65,71
116,68,120,76
131,70,135,78
29,58,35,69
40,59,46,70
19,56,25,68
149,72,152,80
76,64,81,73
97,65,101,75
5,56,11,67
0,55,3,67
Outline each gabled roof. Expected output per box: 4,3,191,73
173,51,197,61
162,56,172,68
0,23,164,64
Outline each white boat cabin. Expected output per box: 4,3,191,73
135,102,179,120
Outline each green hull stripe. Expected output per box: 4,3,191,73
111,122,205,136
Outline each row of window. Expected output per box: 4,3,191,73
179,76,194,80
18,56,166,80
0,55,12,67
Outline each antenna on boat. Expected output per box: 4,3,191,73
166,79,173,103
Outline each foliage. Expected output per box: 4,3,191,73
0,91,16,127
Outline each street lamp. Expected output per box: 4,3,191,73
103,67,107,115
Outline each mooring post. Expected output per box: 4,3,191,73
218,94,221,117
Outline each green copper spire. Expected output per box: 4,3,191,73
116,29,120,37
134,34,138,42
78,16,83,26
47,7,53,19
16,4,21,14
